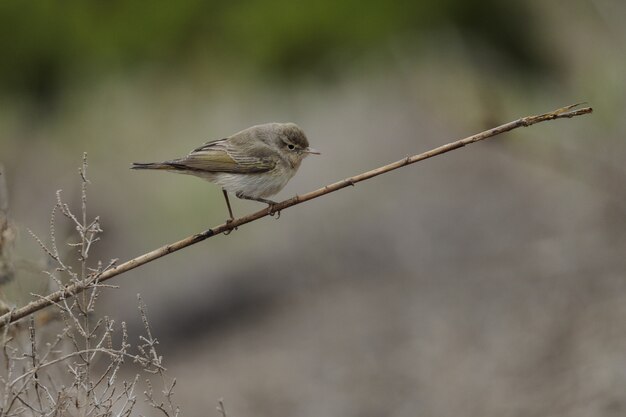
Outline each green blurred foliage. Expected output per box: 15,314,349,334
0,0,208,100
0,0,548,101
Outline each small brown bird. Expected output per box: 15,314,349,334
131,123,319,220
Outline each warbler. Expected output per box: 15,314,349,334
131,122,320,220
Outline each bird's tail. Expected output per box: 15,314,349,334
130,162,172,170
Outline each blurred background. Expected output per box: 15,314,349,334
1,0,626,415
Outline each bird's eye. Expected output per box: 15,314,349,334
287,144,295,150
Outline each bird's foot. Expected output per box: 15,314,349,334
268,204,281,219
224,218,238,235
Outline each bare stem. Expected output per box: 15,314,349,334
0,103,593,329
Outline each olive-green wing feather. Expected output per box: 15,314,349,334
168,138,277,173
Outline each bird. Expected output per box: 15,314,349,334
131,122,319,220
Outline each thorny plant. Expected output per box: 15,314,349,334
0,154,180,417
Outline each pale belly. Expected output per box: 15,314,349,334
195,170,294,198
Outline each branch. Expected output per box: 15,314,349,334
0,103,593,328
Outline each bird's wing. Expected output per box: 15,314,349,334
169,138,277,173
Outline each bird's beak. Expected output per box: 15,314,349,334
304,147,321,155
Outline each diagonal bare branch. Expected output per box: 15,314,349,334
0,103,593,329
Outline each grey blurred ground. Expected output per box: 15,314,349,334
2,1,626,416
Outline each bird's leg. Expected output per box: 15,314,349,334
235,192,280,218
222,190,237,234
235,192,277,206
222,189,235,221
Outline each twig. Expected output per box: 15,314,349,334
217,398,227,417
0,103,593,329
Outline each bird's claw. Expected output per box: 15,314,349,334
268,205,281,219
224,218,237,235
